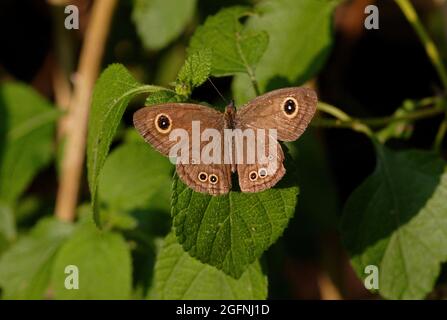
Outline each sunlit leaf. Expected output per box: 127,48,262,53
232,0,337,104
51,220,132,299
189,6,268,77
176,48,212,96
87,64,169,225
98,142,172,212
0,218,73,299
172,156,298,278
151,232,267,299
132,0,197,50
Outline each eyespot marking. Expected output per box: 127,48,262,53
155,113,172,133
198,172,208,182
258,168,268,178
249,171,258,181
209,174,218,185
282,97,299,118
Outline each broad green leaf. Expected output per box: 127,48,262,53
341,145,447,299
0,83,58,203
132,0,197,50
176,48,212,96
188,6,268,77
152,232,267,299
87,64,169,225
98,142,172,212
232,0,338,104
172,159,298,278
0,218,74,299
51,221,132,299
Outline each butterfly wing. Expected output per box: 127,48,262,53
235,87,317,192
236,87,317,141
133,103,232,195
176,163,232,195
236,138,285,193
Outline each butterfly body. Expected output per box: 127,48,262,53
134,87,317,195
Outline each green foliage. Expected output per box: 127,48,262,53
172,173,298,278
151,233,267,299
132,0,197,50
176,48,212,96
0,218,74,299
342,145,447,299
0,83,58,204
232,0,337,103
98,142,172,212
1,0,445,301
87,64,169,225
188,6,268,76
0,203,16,244
51,220,132,299
145,90,182,106
85,1,324,294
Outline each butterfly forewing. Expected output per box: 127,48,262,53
133,103,232,194
235,87,317,141
234,87,317,192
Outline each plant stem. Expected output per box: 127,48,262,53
361,106,444,126
395,0,447,89
317,102,374,137
55,0,118,222
248,73,261,96
315,106,443,127
434,114,447,151
235,31,261,96
316,98,445,137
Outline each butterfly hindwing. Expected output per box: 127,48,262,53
176,163,232,195
236,139,285,193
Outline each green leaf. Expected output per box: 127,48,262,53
152,232,267,299
172,159,298,278
0,202,16,242
51,220,132,299
98,142,173,212
341,145,447,299
176,49,212,96
87,64,169,225
0,218,74,299
0,83,58,203
232,0,338,103
132,0,197,50
188,6,268,77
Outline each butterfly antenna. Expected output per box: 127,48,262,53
207,77,228,104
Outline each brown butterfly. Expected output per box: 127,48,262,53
133,87,317,195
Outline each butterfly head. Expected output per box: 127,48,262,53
225,100,236,115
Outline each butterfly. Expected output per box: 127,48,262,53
133,87,317,195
